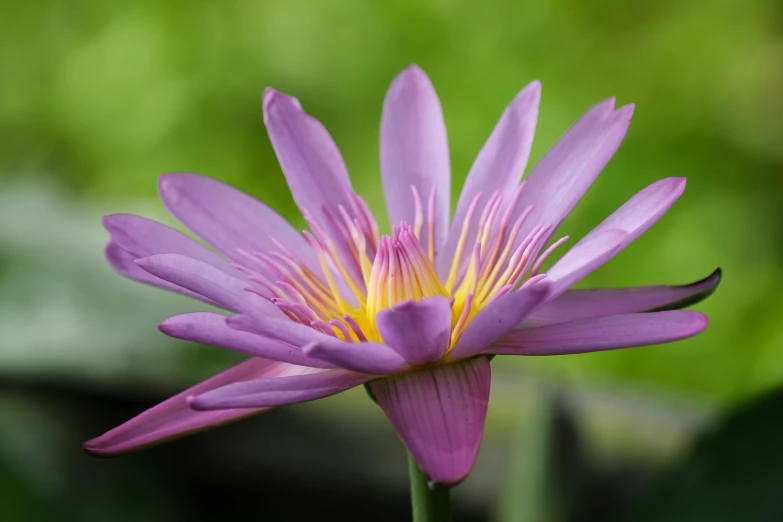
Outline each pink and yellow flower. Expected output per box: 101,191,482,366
85,65,718,484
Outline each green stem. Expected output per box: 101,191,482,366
408,455,451,522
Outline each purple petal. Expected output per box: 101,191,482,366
370,357,491,485
438,81,541,277
374,296,452,365
263,89,364,283
546,178,687,298
104,214,239,275
84,358,310,456
302,340,408,375
105,243,220,306
524,268,721,327
159,312,333,369
226,313,335,347
158,174,319,273
544,229,628,297
380,65,450,257
587,178,685,243
490,311,708,355
511,99,634,256
448,281,552,360
136,254,283,319
188,369,369,410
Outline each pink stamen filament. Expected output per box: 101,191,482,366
234,180,572,349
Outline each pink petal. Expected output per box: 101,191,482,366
545,229,628,297
105,243,220,306
188,369,369,410
546,178,686,298
158,174,319,273
448,281,552,361
374,296,452,365
226,313,336,347
438,81,541,277
263,89,364,283
83,358,309,456
302,340,408,375
370,357,491,485
159,312,333,369
524,268,721,327
511,99,634,257
490,311,708,355
135,254,283,319
380,65,450,258
104,214,239,276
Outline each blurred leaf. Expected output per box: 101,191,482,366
620,386,783,522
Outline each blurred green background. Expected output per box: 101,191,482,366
1,0,782,520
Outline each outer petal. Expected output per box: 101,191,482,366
84,358,310,456
545,229,628,298
158,174,319,273
448,281,552,360
381,65,450,258
226,313,337,347
524,268,721,327
263,88,364,284
370,357,491,485
105,243,220,306
546,178,686,298
490,311,708,355
511,99,634,257
103,213,242,307
302,340,408,375
375,296,452,365
188,369,369,410
159,312,333,369
104,214,239,275
136,254,283,319
438,81,541,277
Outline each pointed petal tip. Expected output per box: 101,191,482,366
101,214,121,231
101,213,152,236
224,314,247,331
262,88,302,119
133,255,154,271
594,97,617,115
400,63,427,79
388,64,435,96
157,172,192,188
506,79,542,111
262,87,278,108
82,435,143,458
185,394,202,410
522,79,542,98
157,316,181,336
691,266,721,292
157,173,194,205
616,103,635,119
82,439,108,457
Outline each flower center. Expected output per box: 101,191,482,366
365,223,449,327
236,185,566,349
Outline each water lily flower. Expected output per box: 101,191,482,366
84,65,718,485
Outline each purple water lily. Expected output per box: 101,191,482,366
85,65,718,485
